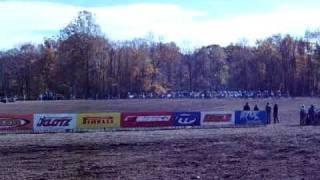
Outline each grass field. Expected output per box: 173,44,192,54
0,98,320,179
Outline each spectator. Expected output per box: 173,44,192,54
253,104,259,111
243,102,251,111
273,104,279,124
308,105,315,125
315,110,320,125
300,105,307,125
265,103,272,124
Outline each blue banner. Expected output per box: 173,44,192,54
173,112,201,126
235,111,267,125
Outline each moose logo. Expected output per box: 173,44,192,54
240,111,260,122
236,111,267,125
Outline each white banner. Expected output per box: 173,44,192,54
33,114,76,132
201,111,235,126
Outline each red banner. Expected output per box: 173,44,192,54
203,114,232,123
0,114,33,131
121,112,173,128
201,112,235,126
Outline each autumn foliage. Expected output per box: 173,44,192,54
1,11,320,99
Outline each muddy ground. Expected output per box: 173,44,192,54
0,98,320,179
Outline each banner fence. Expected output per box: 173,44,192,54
0,111,267,134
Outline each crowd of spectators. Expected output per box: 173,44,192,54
300,104,320,125
127,90,288,99
34,90,288,101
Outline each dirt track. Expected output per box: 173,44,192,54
0,98,320,179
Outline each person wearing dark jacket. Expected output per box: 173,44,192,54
316,109,320,125
300,105,307,125
308,105,315,125
243,102,250,111
273,104,279,124
266,103,272,124
254,104,259,111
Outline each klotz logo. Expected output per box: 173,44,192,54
0,118,30,129
37,116,72,127
175,114,197,125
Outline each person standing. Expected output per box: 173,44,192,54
308,105,315,125
300,105,307,125
273,104,279,124
266,103,272,124
243,102,251,111
254,104,259,111
316,109,320,125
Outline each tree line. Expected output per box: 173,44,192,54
1,11,320,99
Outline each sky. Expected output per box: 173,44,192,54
1,0,320,50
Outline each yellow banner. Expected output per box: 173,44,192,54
77,113,120,129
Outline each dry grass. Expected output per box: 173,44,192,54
0,98,319,179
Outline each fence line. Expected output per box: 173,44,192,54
0,111,267,134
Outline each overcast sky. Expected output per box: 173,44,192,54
1,0,320,49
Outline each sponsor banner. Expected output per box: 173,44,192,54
173,112,201,126
77,113,120,129
235,111,267,125
121,112,173,128
201,112,235,126
33,114,76,132
0,114,33,131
